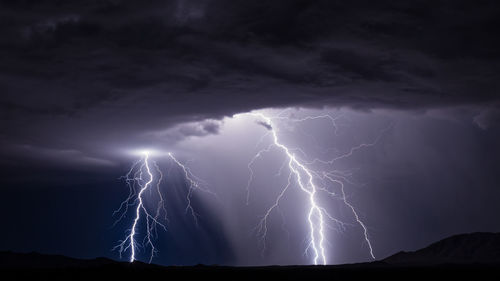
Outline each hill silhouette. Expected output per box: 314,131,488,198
384,232,500,264
1,232,500,280
0,251,118,268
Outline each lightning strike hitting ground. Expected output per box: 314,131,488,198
323,173,375,259
112,152,166,263
113,151,211,263
245,111,386,265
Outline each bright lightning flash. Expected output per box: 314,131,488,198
245,111,386,265
113,151,211,263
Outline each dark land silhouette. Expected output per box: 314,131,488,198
2,232,500,280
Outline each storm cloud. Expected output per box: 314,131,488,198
1,0,500,168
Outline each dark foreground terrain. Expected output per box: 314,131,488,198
2,233,500,280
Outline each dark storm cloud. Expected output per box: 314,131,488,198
256,121,272,131
148,119,222,143
0,0,499,166
473,108,500,130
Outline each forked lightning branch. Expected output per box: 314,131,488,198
243,111,389,265
112,151,211,263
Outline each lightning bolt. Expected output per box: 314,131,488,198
246,111,386,264
323,172,375,260
113,152,166,263
168,152,218,226
113,151,212,263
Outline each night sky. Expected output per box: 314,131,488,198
1,0,500,266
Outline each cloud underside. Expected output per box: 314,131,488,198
0,0,499,163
